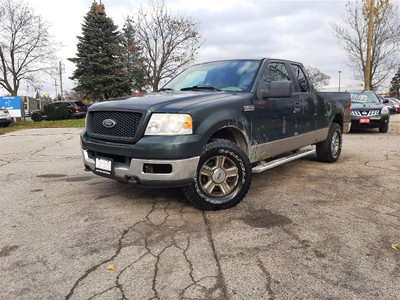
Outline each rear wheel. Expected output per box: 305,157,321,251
316,122,342,163
183,139,252,211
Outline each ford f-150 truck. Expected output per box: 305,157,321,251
81,58,351,210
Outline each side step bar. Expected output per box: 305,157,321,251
252,148,316,174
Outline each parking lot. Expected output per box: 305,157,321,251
1,114,399,300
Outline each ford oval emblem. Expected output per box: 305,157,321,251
102,119,117,128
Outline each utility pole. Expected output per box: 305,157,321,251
364,0,375,91
54,79,58,99
59,61,64,100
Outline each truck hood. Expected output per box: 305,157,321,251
89,91,235,113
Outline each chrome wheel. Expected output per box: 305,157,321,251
331,130,340,158
199,155,239,197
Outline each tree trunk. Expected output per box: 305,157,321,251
152,77,160,92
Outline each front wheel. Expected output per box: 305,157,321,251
316,122,342,163
31,114,41,122
379,121,389,133
183,139,252,211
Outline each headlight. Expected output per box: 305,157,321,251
145,113,193,135
381,106,389,114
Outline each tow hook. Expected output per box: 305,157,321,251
126,176,139,184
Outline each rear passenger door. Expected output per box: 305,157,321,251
289,63,317,141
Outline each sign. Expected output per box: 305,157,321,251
350,94,368,103
0,96,21,117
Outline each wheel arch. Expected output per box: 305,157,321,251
207,126,249,156
331,112,343,131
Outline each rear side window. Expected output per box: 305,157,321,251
291,64,310,92
261,62,291,90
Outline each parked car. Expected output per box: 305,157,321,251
350,91,390,133
0,108,12,127
392,99,400,113
31,101,87,122
383,98,400,113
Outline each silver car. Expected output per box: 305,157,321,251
0,108,12,127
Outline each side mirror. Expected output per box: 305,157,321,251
260,81,293,99
383,99,389,104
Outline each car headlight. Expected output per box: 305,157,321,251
381,106,389,114
145,113,193,135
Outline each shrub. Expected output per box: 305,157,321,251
44,103,71,120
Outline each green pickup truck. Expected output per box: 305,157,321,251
81,58,351,210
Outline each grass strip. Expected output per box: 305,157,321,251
0,119,85,135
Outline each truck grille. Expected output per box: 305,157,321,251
87,111,142,141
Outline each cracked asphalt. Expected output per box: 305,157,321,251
1,114,399,300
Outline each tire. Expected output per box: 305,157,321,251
316,122,342,163
183,139,252,211
379,121,389,133
31,114,41,122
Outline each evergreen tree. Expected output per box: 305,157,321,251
389,68,400,97
121,17,146,92
69,1,130,101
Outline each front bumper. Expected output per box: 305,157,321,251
82,149,199,187
350,114,389,129
81,130,204,159
0,118,12,126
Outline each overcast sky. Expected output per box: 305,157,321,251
8,0,400,97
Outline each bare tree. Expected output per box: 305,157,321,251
132,0,203,92
331,0,400,90
305,66,331,90
63,89,85,101
0,0,57,96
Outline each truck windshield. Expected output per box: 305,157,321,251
162,60,261,92
350,92,380,104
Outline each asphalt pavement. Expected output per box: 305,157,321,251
1,115,399,299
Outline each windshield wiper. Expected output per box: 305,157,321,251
159,88,173,92
181,85,221,91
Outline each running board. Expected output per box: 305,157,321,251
252,148,316,174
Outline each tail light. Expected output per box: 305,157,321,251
75,106,82,110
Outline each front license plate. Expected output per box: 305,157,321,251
359,118,370,124
95,157,113,175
